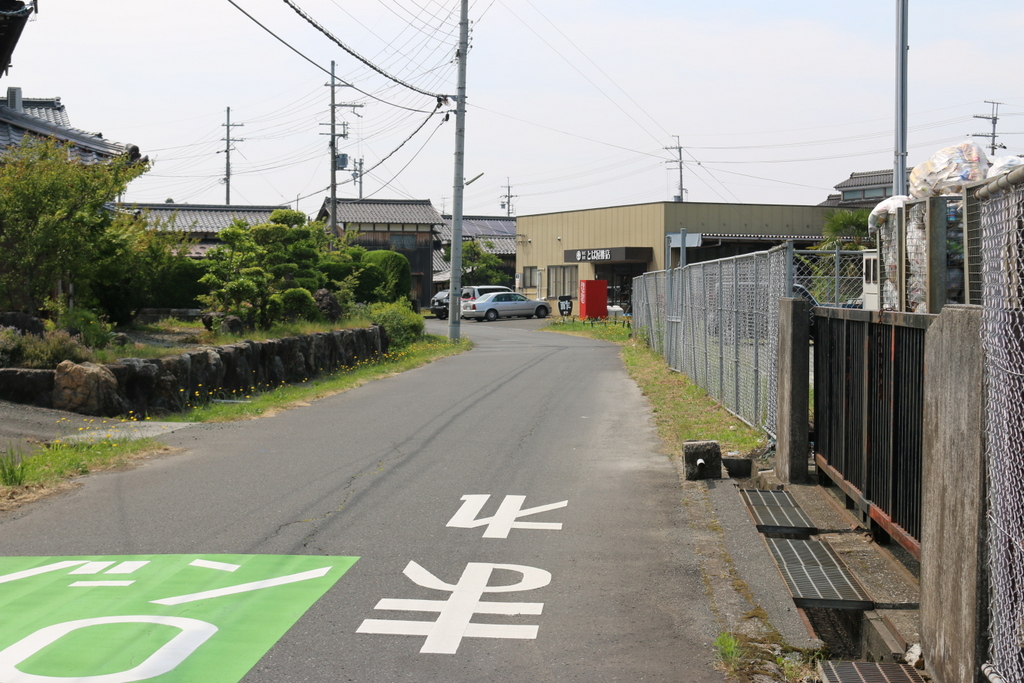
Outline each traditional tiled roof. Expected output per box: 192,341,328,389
318,198,444,226
441,214,517,236
0,90,131,162
0,2,32,79
818,193,842,207
833,169,909,191
127,203,289,235
432,233,517,273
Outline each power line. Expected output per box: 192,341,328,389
224,0,438,114
280,0,452,100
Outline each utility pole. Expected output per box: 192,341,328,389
321,63,366,237
500,178,517,216
894,0,909,197
664,135,686,201
352,157,364,199
973,101,1007,157
221,107,244,205
447,0,469,340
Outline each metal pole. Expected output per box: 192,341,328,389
329,61,337,237
835,243,841,305
447,0,470,340
894,0,909,197
225,107,232,205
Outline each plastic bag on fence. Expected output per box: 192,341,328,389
909,141,990,198
988,155,1024,179
868,195,910,234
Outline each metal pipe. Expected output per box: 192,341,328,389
975,165,1024,200
982,663,1006,683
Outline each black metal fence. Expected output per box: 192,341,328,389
812,307,935,558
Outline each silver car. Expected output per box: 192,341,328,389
462,292,550,321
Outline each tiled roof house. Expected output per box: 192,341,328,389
433,215,518,285
126,203,289,258
317,198,444,307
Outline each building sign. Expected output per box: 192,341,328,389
563,247,653,263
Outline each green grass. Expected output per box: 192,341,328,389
0,445,27,486
714,632,747,673
542,317,633,343
164,334,470,423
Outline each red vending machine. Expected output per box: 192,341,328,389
579,280,608,319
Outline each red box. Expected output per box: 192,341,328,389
579,280,608,319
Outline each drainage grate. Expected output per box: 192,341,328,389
819,661,925,682
766,538,874,610
740,489,818,534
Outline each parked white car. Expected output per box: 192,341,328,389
462,292,550,321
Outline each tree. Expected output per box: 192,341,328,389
818,209,873,250
0,139,149,313
444,238,509,286
363,250,412,302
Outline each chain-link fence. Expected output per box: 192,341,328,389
980,172,1024,681
794,248,866,307
633,245,865,439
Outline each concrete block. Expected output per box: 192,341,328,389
722,457,753,479
776,297,810,484
683,441,721,481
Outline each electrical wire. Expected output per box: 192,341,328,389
280,0,452,100
225,0,438,114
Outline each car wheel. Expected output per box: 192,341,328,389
436,311,448,320
484,309,499,322
535,306,548,319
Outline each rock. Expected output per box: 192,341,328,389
683,440,722,480
52,361,125,416
903,643,923,668
219,315,244,335
0,368,55,407
314,289,343,322
201,312,221,331
111,332,133,347
0,312,44,337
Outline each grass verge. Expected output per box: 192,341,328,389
0,334,471,507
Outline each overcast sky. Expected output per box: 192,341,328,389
8,0,1023,217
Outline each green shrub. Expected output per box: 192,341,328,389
278,288,320,321
57,308,112,349
0,328,25,368
148,258,209,309
365,301,424,348
363,250,412,302
354,263,387,303
15,331,93,368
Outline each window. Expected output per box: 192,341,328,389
842,190,864,201
522,266,538,288
864,187,885,198
390,233,417,250
547,265,578,299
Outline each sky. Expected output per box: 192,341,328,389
7,0,1023,218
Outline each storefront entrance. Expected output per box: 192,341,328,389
594,262,649,308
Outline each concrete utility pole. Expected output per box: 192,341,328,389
500,178,517,216
221,107,244,205
322,63,365,237
665,135,686,201
351,158,364,199
894,0,909,197
972,101,1007,157
447,0,470,340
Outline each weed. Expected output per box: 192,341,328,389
0,445,26,486
714,632,747,673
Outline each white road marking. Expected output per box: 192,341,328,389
190,559,241,572
0,561,87,585
69,581,135,587
150,566,332,605
106,561,150,574
357,561,550,654
447,494,567,538
69,562,116,575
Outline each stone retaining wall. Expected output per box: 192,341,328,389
0,326,388,417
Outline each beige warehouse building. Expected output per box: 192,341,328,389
515,201,826,307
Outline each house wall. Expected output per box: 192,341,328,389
515,202,826,301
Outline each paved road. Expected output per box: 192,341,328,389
0,318,724,682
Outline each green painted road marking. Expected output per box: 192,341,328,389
0,554,358,682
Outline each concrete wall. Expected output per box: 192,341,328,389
775,297,810,483
920,305,985,683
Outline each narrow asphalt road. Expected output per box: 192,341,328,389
0,318,725,682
